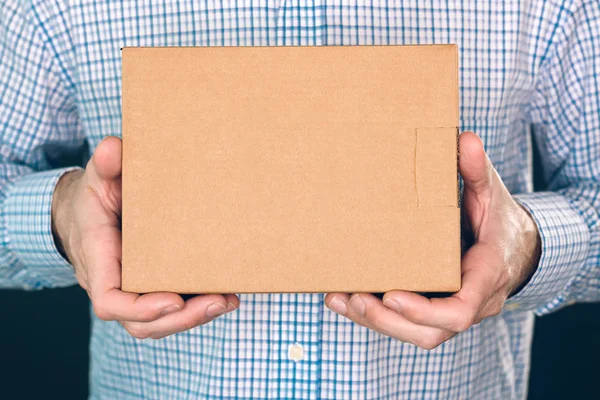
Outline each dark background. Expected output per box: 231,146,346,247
0,138,599,399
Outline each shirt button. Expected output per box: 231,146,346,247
288,343,305,362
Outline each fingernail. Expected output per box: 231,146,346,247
206,302,227,317
328,297,347,315
383,298,401,312
226,302,238,312
349,295,366,316
161,304,181,317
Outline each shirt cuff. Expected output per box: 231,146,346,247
505,192,590,315
5,167,82,289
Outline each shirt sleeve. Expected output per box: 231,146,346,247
0,2,85,290
506,2,600,315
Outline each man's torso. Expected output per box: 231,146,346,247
36,1,557,398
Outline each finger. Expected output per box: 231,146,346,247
325,292,351,314
85,227,184,322
83,136,123,216
89,136,122,181
122,294,238,339
458,132,493,195
326,293,453,350
382,246,499,332
94,288,185,323
223,293,241,309
91,254,184,322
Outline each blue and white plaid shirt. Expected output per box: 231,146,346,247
1,1,599,399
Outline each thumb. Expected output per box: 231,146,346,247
89,136,122,181
458,132,493,195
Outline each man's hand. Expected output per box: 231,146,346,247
52,136,239,339
325,132,541,350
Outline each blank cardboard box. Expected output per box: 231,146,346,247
121,45,461,294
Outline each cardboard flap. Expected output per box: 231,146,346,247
416,127,458,207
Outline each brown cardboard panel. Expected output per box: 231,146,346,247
416,128,459,207
121,45,461,294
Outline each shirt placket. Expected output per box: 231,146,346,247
266,2,325,398
267,293,324,398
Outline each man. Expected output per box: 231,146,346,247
0,1,598,399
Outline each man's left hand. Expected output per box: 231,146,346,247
325,131,541,350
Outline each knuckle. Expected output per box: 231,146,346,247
420,341,439,351
416,330,445,350
149,332,167,340
92,301,112,321
126,326,150,340
138,308,159,323
452,316,473,333
451,308,477,332
417,333,444,350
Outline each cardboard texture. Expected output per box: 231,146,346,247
121,45,461,294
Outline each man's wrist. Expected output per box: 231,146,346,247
51,169,83,262
510,203,542,296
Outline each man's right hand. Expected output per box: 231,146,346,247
51,136,239,339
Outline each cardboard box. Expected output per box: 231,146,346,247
121,45,461,294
